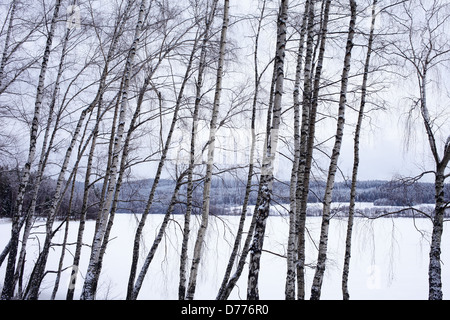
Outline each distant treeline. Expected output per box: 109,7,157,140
0,166,448,219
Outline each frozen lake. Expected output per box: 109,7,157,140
1,208,449,300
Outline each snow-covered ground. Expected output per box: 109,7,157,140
0,206,449,300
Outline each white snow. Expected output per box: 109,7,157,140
0,206,449,300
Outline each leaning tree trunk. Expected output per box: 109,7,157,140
342,0,377,301
66,0,134,299
0,0,18,89
125,26,200,300
247,0,289,301
310,0,356,300
216,0,266,301
177,5,218,299
81,0,147,300
24,97,97,300
185,0,229,300
129,171,187,300
1,0,62,300
14,11,74,297
216,49,278,301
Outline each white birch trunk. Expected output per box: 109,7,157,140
81,0,147,300
217,63,278,301
342,0,377,300
247,0,288,300
285,0,309,300
185,0,229,300
216,0,266,301
25,99,96,299
178,4,220,299
1,0,62,300
295,0,316,300
124,28,200,300
14,16,73,298
0,0,17,89
310,0,356,300
422,67,450,300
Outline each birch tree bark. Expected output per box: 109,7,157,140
177,32,209,299
0,0,18,90
216,0,266,301
177,7,216,300
295,0,316,300
178,1,220,300
81,0,147,300
65,0,134,297
389,0,450,299
124,21,201,300
247,0,288,300
342,0,377,300
285,0,309,300
13,7,77,297
420,46,450,301
310,0,357,300
184,0,229,300
1,0,62,300
217,61,277,301
24,95,98,300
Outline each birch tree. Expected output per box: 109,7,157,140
342,0,378,300
295,0,335,300
390,0,450,300
247,0,288,300
310,0,356,300
0,0,18,90
1,0,62,300
81,0,148,300
216,0,267,300
125,17,201,300
184,0,229,300
285,0,310,300
177,1,219,300
65,0,137,299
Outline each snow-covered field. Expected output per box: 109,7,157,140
1,206,449,300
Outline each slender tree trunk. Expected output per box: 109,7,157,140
0,0,17,89
25,99,96,300
216,0,266,301
185,0,229,300
295,0,316,300
247,0,288,300
66,1,135,298
342,0,377,300
124,30,199,300
51,171,78,300
1,0,62,300
14,13,74,298
81,0,147,300
178,3,219,300
217,59,278,301
310,0,356,300
129,172,187,299
285,0,309,300
66,99,104,300
297,0,332,299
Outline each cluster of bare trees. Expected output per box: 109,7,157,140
0,0,448,300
